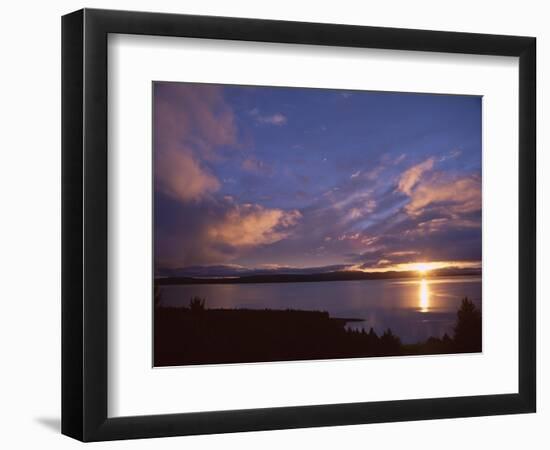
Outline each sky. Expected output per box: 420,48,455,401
154,82,482,277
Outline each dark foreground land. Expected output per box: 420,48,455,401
154,297,481,366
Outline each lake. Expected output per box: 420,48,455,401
159,276,481,344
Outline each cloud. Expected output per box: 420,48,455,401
395,155,481,219
154,83,238,203
337,164,481,270
397,157,435,195
349,208,362,220
364,164,385,181
387,250,419,257
330,188,374,211
405,175,481,216
153,85,482,274
155,147,220,202
342,199,377,224
438,148,462,162
416,217,450,233
207,204,301,247
393,153,407,165
250,108,287,125
343,208,482,269
155,195,302,268
262,113,287,125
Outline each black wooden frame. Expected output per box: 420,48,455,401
62,8,536,442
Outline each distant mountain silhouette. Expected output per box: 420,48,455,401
156,264,350,278
156,267,481,286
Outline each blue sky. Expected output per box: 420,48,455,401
154,82,481,276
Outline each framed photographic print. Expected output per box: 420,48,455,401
62,8,536,441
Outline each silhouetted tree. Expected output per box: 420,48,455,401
189,296,206,313
380,328,401,354
368,327,378,340
453,297,481,353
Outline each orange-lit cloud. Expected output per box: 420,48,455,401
207,204,301,248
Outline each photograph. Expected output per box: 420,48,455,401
153,82,482,366
0,0,542,446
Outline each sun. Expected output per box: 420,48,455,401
414,262,431,275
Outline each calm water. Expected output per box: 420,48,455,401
160,276,481,344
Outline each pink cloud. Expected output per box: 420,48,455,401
154,83,238,202
397,157,435,195
405,175,481,216
396,156,481,219
155,147,220,202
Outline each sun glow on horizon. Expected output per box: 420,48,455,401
349,260,481,274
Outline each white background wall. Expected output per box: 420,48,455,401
0,0,546,448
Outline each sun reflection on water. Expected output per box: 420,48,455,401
419,278,430,312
